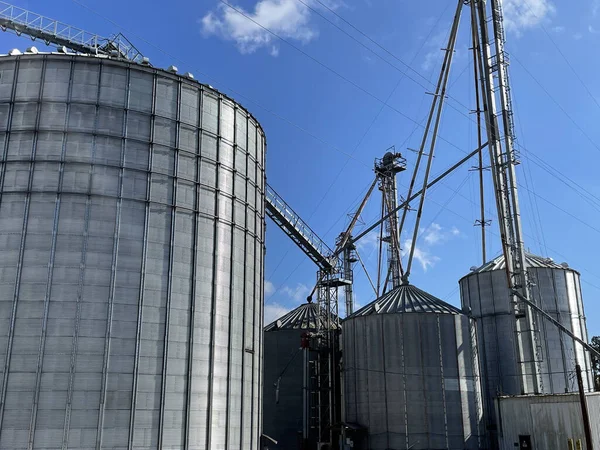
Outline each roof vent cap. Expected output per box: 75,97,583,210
373,302,380,313
470,266,478,272
26,46,38,54
184,72,194,79
141,56,151,65
57,46,68,53
9,48,22,56
561,262,569,268
167,65,178,73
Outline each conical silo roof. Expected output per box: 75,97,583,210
465,252,575,275
346,284,462,319
264,302,339,331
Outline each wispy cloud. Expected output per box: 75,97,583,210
356,229,379,251
551,25,565,33
421,28,447,72
402,238,440,271
422,222,461,246
502,0,555,34
265,280,275,297
264,302,291,324
400,223,461,272
594,0,600,17
200,0,340,55
281,282,311,302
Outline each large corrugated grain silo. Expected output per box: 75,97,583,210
459,253,594,441
342,284,483,450
263,302,322,450
0,51,265,449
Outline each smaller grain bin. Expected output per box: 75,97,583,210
342,284,483,450
263,302,322,450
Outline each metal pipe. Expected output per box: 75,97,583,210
470,4,487,264
405,0,464,280
576,364,593,450
512,290,600,360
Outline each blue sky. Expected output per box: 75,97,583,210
3,0,600,337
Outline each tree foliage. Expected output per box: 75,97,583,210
591,336,600,391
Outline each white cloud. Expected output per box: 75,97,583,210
423,223,443,245
401,238,440,271
200,0,340,55
594,0,600,17
551,25,565,33
281,282,311,302
589,25,600,34
574,32,583,40
264,280,275,297
421,223,461,245
502,0,555,33
264,302,291,324
356,229,379,251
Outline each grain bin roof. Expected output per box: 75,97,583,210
264,302,339,331
346,284,462,319
468,253,574,274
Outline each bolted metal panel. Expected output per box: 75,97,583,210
342,284,483,450
0,53,265,450
263,303,319,450
459,253,594,446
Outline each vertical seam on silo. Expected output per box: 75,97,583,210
400,314,408,450
204,85,218,450
127,66,154,450
535,269,554,393
574,272,593,389
437,316,449,450
551,269,569,392
61,57,94,450
27,56,57,450
157,73,179,450
220,96,234,450
487,271,505,395
184,79,202,450
96,60,126,450
380,315,390,449
253,121,263,450
0,56,20,440
234,105,247,449
470,273,491,433
454,315,466,446
573,271,590,385
417,317,430,448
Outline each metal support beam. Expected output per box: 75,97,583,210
0,1,145,63
347,143,487,251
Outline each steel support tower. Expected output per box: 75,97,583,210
374,151,406,292
469,0,543,395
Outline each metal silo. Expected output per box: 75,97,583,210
0,51,265,449
459,253,594,441
263,302,321,450
342,284,483,450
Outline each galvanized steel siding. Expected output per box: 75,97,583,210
460,264,594,445
0,54,265,450
343,313,483,450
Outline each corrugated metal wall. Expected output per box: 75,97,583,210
263,328,307,450
0,53,265,450
496,393,600,450
343,313,483,450
460,265,593,446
